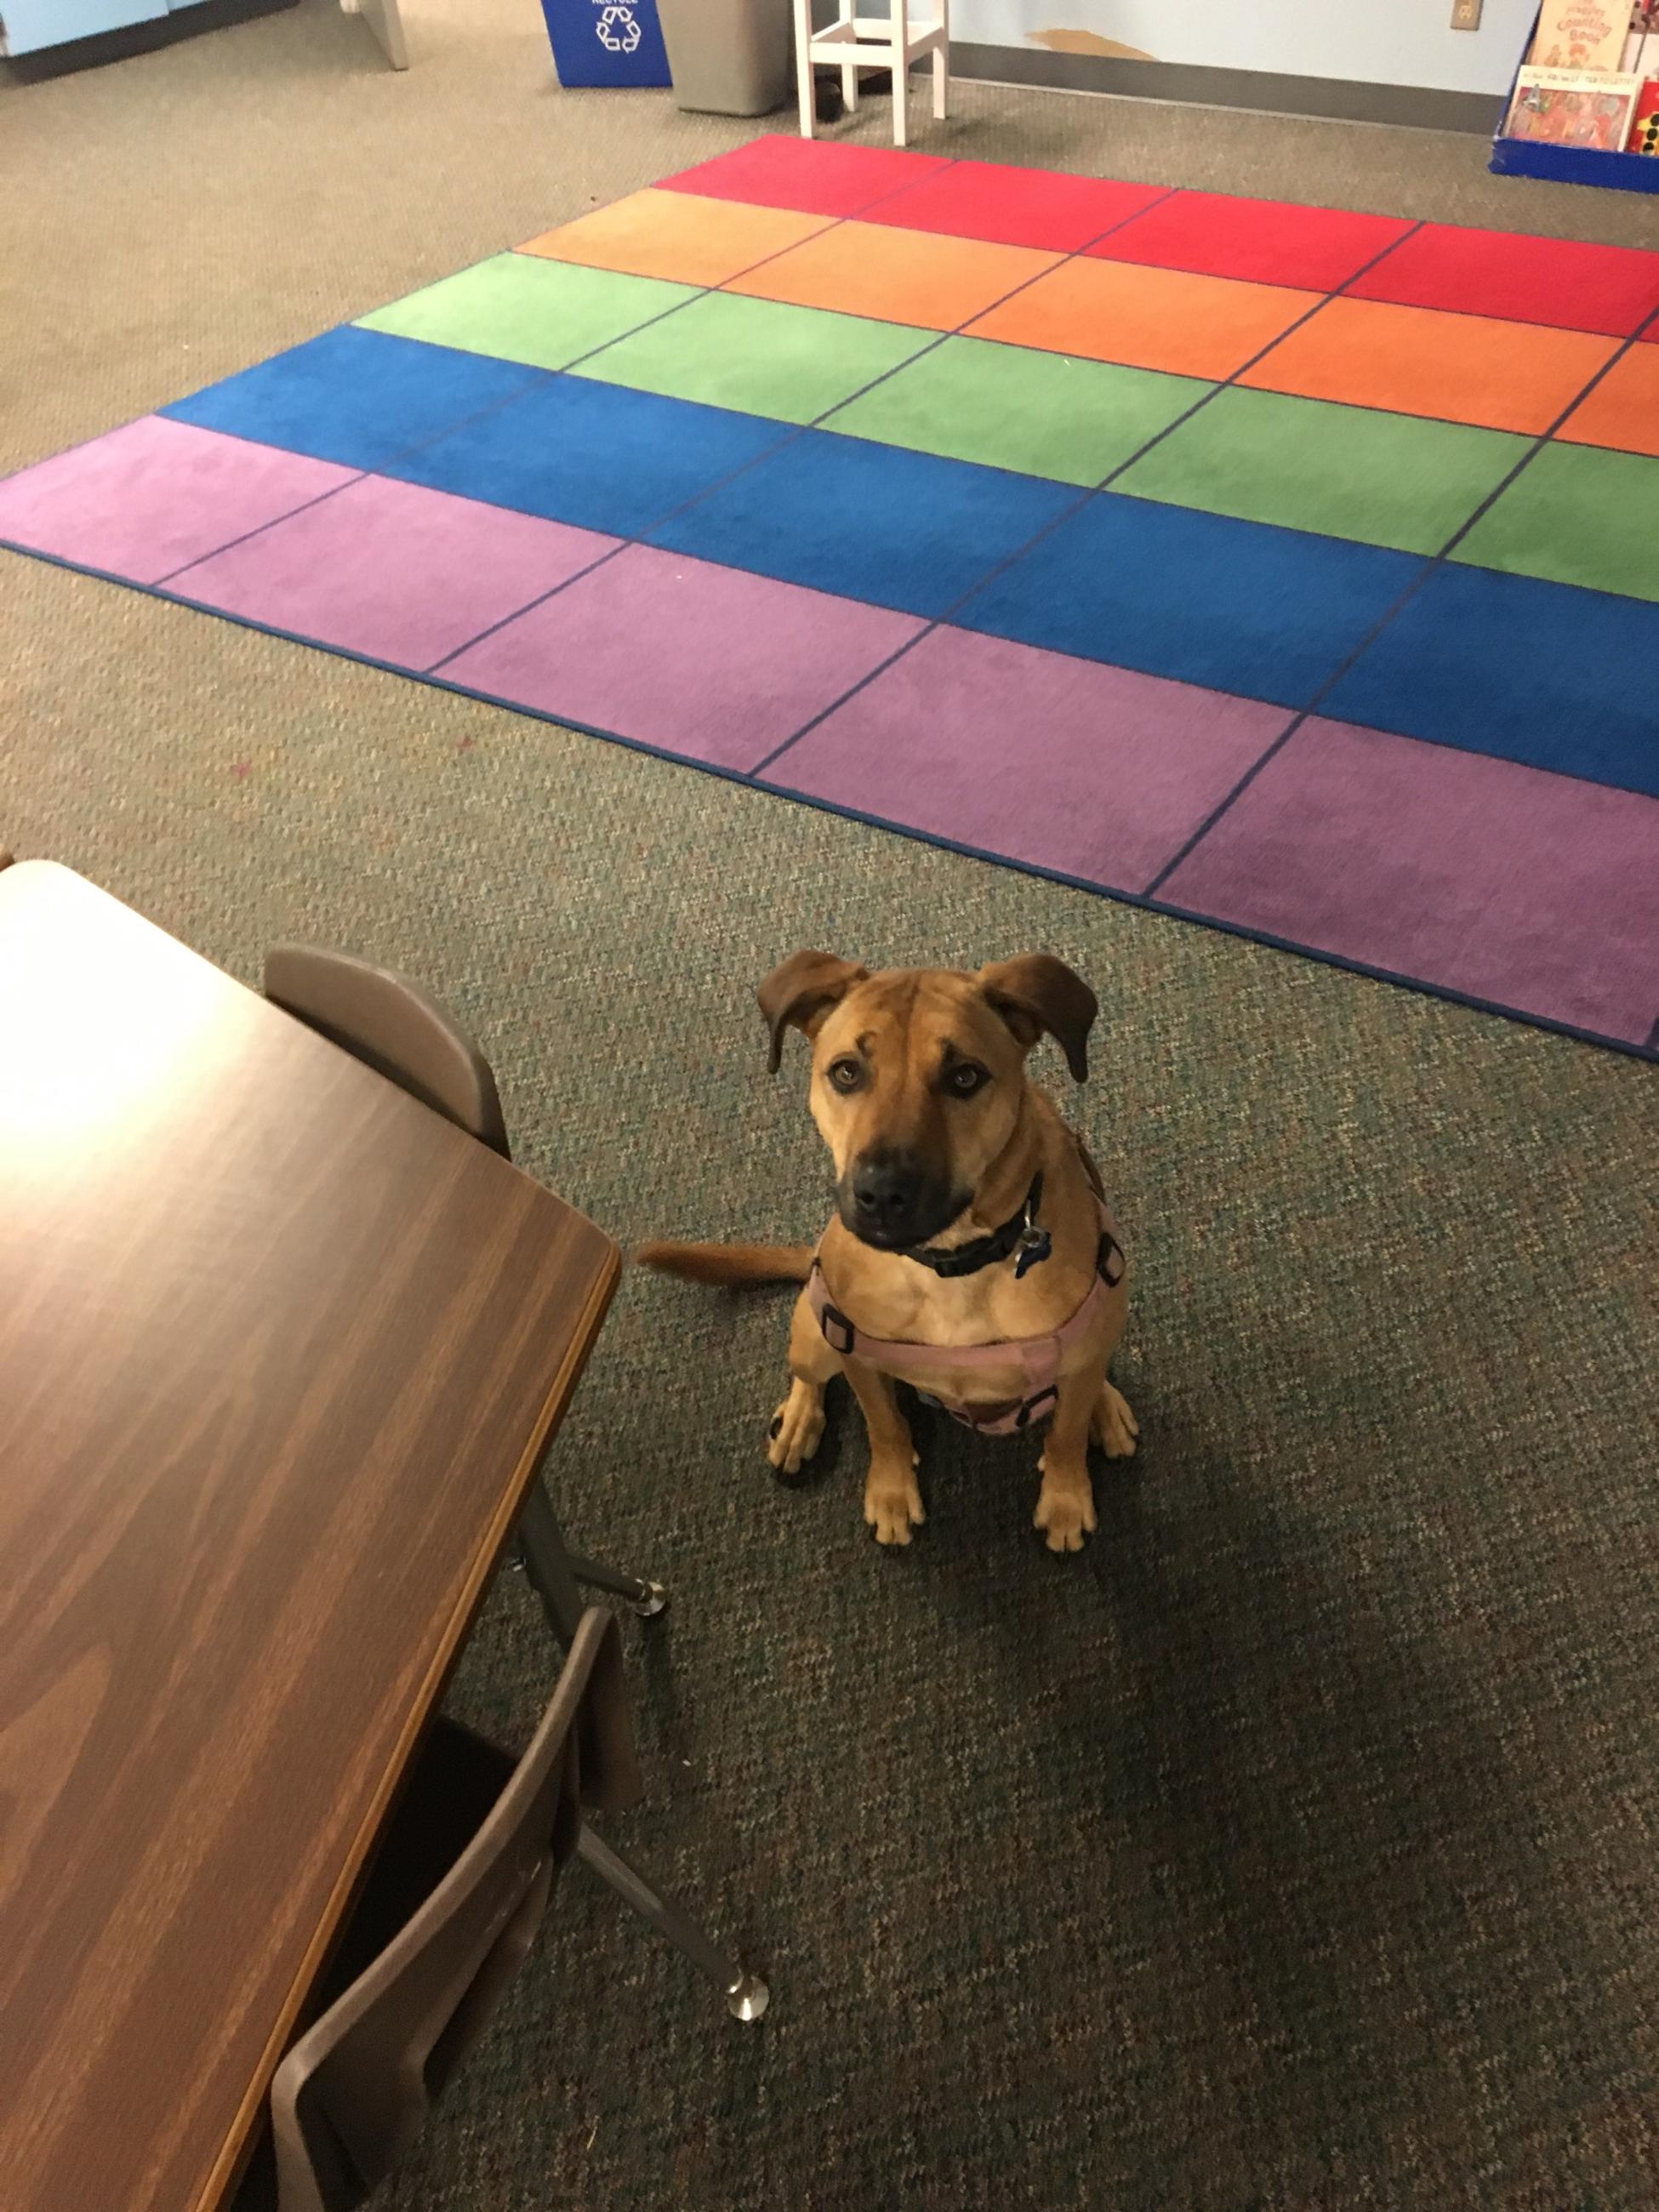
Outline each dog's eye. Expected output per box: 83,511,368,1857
827,1058,864,1094
947,1062,989,1098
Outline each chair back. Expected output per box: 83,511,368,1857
264,944,510,1155
268,1608,641,2211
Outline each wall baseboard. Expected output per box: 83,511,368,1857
949,41,1505,137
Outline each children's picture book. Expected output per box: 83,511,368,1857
1505,65,1640,145
1628,75,1659,146
1529,0,1632,71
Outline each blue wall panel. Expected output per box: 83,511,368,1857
3,0,168,52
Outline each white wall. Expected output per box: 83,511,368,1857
955,0,1539,94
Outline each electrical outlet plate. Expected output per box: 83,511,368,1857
1451,0,1482,26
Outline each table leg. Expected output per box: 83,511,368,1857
517,1482,670,1639
564,1548,669,1619
516,1478,586,1645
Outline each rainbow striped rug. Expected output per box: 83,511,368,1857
4,137,1657,1058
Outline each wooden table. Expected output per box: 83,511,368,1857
0,862,620,2212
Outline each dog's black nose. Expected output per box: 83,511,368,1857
850,1151,925,1240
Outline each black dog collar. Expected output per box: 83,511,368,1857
903,1174,1052,1280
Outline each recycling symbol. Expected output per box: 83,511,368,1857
596,3,641,50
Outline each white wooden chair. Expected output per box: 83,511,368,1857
340,0,408,71
794,0,949,147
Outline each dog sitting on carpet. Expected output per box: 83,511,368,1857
639,952,1138,1552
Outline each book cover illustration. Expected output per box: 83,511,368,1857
1530,0,1632,71
1505,65,1640,145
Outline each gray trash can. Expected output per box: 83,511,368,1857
655,0,790,115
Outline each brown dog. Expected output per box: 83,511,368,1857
639,952,1137,1552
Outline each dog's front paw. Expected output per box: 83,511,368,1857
1035,1459,1097,1554
768,1380,825,1477
864,1454,924,1546
1090,1380,1140,1461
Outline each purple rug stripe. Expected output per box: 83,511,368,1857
174,477,619,671
0,419,356,586
744,768,1656,1059
442,545,925,772
1158,716,1659,1046
763,627,1286,891
9,509,1650,1063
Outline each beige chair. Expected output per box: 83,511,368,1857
264,943,509,1156
237,949,770,2205
237,1609,765,2212
264,944,665,1623
339,0,408,71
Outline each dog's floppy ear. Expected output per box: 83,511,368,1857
978,955,1097,1082
758,951,869,1075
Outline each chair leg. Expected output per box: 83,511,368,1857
840,0,858,111
356,0,408,68
932,0,949,119
577,1822,770,2020
891,0,908,145
566,1548,668,1620
794,0,815,135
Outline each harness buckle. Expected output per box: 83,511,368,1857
1013,1385,1059,1431
819,1303,857,1357
1097,1232,1126,1288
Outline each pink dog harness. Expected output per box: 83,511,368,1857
807,1194,1126,1438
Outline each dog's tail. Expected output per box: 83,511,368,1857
634,1240,814,1288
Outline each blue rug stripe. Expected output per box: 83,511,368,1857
955,494,1428,710
382,375,795,539
646,427,1077,618
162,326,550,472
1322,564,1659,799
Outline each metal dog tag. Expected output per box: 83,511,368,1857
1013,1223,1052,1279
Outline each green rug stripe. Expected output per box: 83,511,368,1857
1451,439,1659,603
570,288,934,426
356,254,700,373
823,334,1211,486
1114,385,1531,556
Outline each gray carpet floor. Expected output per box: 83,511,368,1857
3,5,1658,2204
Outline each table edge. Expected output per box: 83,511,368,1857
195,1238,623,2212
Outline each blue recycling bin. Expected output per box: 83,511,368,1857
542,0,672,87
